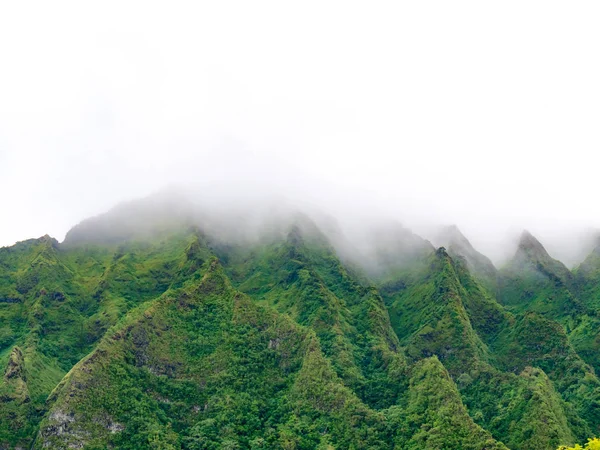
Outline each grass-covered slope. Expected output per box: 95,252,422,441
383,247,491,373
35,258,505,449
215,219,408,409
39,258,384,449
387,356,506,450
0,229,208,448
492,312,600,435
379,238,598,449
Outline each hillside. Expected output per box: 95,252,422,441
1,198,600,449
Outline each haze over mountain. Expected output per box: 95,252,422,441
3,1,600,266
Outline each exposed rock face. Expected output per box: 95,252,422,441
39,410,87,449
4,347,26,381
1,347,30,405
47,410,76,435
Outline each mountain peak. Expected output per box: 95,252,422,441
438,225,472,250
517,230,550,260
39,234,59,247
435,225,497,287
505,230,574,287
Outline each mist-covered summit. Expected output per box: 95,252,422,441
61,189,437,277
502,230,575,289
63,189,329,246
514,230,555,262
58,190,600,282
63,191,198,245
435,224,497,291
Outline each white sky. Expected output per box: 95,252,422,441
1,1,599,264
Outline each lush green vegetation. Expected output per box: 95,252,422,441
558,438,600,450
2,207,600,449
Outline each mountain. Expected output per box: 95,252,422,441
435,225,498,294
569,240,600,375
574,237,600,310
377,243,597,449
36,256,505,450
0,228,213,448
498,231,584,318
350,221,434,283
497,231,600,376
2,196,600,448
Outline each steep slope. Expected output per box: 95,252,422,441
39,259,374,448
570,241,600,373
500,231,600,375
492,233,600,440
380,244,593,448
386,356,505,450
0,229,209,448
0,236,91,447
451,257,598,447
214,216,408,409
0,347,35,447
493,313,600,433
436,225,498,294
498,231,584,319
384,247,490,373
36,258,505,449
574,239,600,310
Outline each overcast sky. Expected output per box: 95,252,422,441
1,1,599,264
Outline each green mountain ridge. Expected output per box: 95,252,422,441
1,199,600,449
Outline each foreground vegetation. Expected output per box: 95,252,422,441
558,438,600,450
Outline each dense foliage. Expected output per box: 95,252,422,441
1,205,600,449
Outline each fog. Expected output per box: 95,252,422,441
2,1,600,267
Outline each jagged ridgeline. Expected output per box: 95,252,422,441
0,194,599,449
